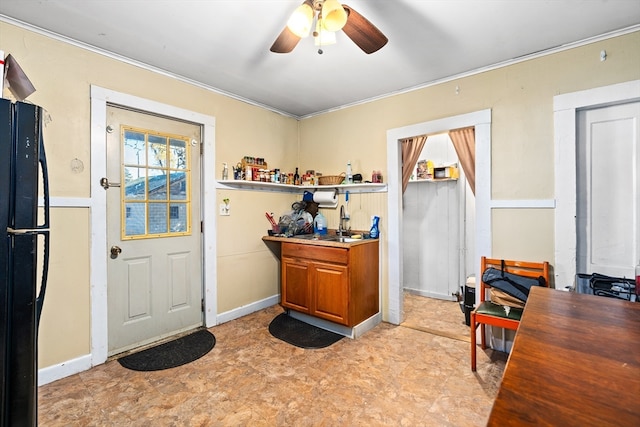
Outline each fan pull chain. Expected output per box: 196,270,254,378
315,13,324,54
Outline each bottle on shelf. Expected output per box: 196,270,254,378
294,167,300,185
346,161,353,184
222,162,228,180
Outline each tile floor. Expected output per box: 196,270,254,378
38,294,507,426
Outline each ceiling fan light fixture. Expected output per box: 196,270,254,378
287,2,314,38
271,1,387,55
314,18,336,46
321,0,347,32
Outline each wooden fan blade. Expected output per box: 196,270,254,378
270,26,301,53
342,4,388,54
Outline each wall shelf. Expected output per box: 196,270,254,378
408,178,458,184
215,180,387,194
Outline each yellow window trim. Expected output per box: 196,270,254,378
120,125,192,240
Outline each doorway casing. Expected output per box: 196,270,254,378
553,79,640,288
89,86,217,366
386,109,492,324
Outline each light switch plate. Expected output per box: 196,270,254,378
219,203,230,216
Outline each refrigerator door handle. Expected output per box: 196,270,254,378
37,129,50,230
35,230,49,326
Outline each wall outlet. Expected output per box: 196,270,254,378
219,203,230,216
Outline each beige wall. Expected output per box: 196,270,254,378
0,22,299,368
300,31,640,280
2,20,638,372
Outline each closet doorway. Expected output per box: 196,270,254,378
402,133,475,301
386,109,492,327
401,133,475,338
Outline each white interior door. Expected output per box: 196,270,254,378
106,105,203,356
577,102,640,278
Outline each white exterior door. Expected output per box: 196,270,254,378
106,105,203,356
577,102,640,279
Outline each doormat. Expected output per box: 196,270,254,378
118,329,215,371
268,313,343,349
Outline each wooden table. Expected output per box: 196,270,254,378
488,286,640,426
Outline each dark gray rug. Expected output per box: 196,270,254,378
118,329,215,371
268,313,343,349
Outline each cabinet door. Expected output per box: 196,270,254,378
281,257,311,313
311,262,349,325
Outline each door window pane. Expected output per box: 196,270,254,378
170,203,187,232
124,167,146,200
148,169,168,201
170,138,187,170
123,131,146,166
148,134,168,168
124,202,146,236
169,171,187,200
149,203,167,234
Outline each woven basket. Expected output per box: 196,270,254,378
318,173,345,185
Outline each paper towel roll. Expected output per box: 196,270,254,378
313,190,338,207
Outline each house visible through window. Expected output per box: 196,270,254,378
121,126,191,239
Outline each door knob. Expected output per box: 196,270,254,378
110,245,122,259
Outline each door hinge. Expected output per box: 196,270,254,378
200,221,203,233
201,298,205,311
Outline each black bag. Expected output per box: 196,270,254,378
482,261,546,303
590,273,635,301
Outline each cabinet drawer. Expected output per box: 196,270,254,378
282,243,348,264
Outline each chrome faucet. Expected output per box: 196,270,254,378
338,205,350,237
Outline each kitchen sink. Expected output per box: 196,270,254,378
328,237,360,243
291,234,360,243
290,234,321,240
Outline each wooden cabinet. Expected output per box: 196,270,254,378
281,241,379,327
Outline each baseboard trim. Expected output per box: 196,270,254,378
288,311,381,339
38,354,92,386
404,287,457,301
216,294,280,324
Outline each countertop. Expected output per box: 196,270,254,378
262,232,377,248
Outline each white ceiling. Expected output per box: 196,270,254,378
1,1,639,118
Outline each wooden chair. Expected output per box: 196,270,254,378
470,256,549,371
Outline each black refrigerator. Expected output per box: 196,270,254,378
0,99,50,426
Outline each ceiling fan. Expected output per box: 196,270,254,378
270,0,388,54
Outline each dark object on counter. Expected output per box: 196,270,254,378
352,173,363,183
305,201,318,219
268,313,343,349
277,201,313,236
